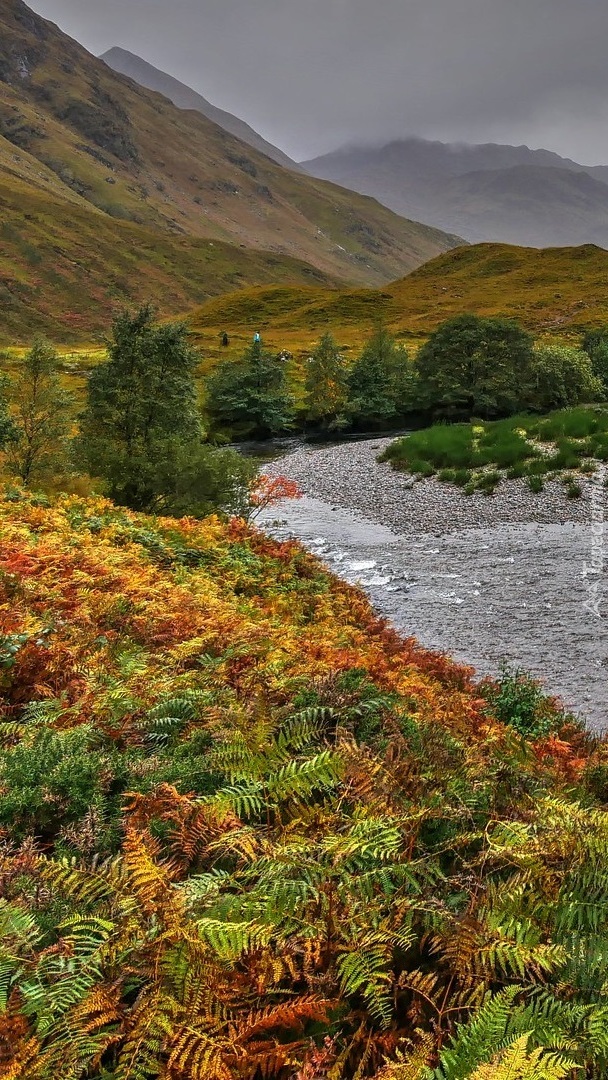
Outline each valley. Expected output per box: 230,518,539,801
1,1,608,1076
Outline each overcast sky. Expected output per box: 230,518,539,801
28,0,608,165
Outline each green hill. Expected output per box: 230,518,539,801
0,176,335,343
189,242,608,355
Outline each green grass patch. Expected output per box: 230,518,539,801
382,406,608,494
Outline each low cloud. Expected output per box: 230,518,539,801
30,0,608,163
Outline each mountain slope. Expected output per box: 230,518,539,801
189,243,608,350
0,173,336,344
0,0,462,298
303,137,608,248
100,46,303,173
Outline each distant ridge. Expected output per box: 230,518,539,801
100,46,303,172
303,137,608,249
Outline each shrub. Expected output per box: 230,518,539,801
528,474,545,493
481,666,564,739
527,344,603,412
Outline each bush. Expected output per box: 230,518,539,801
527,344,604,412
481,666,564,739
528,474,545,493
583,329,608,392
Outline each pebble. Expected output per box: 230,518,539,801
264,437,601,534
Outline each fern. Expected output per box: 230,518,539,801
468,1036,578,1080
197,917,273,961
337,937,394,1029
431,989,524,1080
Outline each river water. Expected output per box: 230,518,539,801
258,490,607,732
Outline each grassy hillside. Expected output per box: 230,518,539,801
0,0,461,344
2,488,608,1076
189,242,608,356
0,175,335,344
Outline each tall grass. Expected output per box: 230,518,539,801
381,406,608,494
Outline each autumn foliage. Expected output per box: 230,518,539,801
0,489,608,1078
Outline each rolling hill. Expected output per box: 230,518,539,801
100,46,302,173
0,0,462,342
303,136,608,249
188,242,608,353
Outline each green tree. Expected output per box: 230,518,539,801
206,340,295,438
417,315,534,421
582,330,608,392
527,344,603,412
75,305,254,516
347,329,413,430
150,441,257,519
305,333,348,430
5,338,73,485
0,367,17,452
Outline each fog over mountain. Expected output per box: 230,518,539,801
27,0,608,165
303,138,608,248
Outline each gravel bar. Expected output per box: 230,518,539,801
264,437,600,534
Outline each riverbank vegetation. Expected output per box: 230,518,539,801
5,308,608,453
382,406,608,495
3,487,608,1077
204,315,606,440
0,307,259,520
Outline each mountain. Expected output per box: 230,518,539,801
0,0,463,343
189,243,608,351
100,46,303,173
302,137,608,249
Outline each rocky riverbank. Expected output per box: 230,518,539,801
264,437,601,534
259,435,606,730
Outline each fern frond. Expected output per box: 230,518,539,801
197,917,273,961
469,1035,578,1080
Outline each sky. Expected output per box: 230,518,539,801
28,0,608,165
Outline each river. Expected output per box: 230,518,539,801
257,438,607,732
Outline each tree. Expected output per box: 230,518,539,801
305,333,348,430
0,368,17,453
5,338,73,485
346,329,413,430
582,330,608,393
149,441,257,519
416,315,534,421
527,345,604,412
205,340,295,438
75,305,254,516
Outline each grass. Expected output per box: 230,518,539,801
0,178,341,346
381,406,608,494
